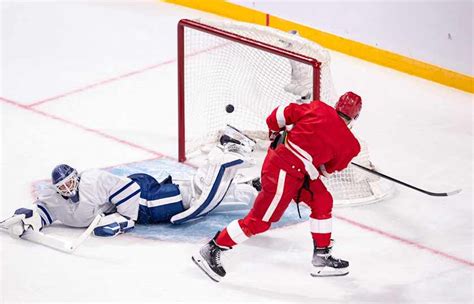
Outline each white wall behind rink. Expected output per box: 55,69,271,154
231,0,473,76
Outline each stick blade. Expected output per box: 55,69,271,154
445,188,462,196
21,230,75,253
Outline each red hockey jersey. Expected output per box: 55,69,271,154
266,100,360,178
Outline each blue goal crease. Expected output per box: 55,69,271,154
31,158,309,242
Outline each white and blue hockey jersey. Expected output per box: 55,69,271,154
34,170,185,228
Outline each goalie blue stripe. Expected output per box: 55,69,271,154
37,204,53,224
205,179,234,215
115,189,141,207
109,180,135,203
172,159,243,224
38,212,50,226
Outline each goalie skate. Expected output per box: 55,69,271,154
218,124,256,155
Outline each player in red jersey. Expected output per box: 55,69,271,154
192,92,363,282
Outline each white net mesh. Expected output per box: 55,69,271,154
322,141,394,206
180,19,393,206
183,19,338,151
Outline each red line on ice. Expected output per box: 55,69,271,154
0,97,165,157
26,44,226,108
335,214,474,267
27,60,175,108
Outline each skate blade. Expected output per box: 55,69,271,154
191,255,222,283
310,266,349,277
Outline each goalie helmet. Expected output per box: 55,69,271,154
335,91,362,121
51,164,79,199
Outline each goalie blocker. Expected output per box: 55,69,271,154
0,208,101,253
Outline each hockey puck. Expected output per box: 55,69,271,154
225,104,234,113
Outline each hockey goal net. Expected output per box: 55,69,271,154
178,19,393,206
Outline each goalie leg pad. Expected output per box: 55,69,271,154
219,183,258,208
170,159,244,224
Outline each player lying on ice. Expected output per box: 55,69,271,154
1,126,260,239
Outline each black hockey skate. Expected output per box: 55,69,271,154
310,246,349,277
192,233,230,282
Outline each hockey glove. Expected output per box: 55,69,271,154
0,208,43,238
268,130,280,141
93,213,135,237
270,130,287,150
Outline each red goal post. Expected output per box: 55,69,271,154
176,18,394,206
178,18,322,162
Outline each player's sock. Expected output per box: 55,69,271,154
192,232,230,282
310,244,349,277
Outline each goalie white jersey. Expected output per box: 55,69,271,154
33,160,258,229
35,169,142,228
2,129,260,240
17,127,260,231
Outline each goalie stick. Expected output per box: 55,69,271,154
0,213,102,253
351,162,461,197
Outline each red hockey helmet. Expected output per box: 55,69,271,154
335,92,362,120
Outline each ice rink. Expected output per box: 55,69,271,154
1,1,472,303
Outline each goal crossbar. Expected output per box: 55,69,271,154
178,18,321,162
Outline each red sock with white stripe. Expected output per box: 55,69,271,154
309,216,332,248
216,219,250,248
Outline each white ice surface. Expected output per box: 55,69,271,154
1,1,472,303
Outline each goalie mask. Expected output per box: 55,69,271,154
52,164,79,200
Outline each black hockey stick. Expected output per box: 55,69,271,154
351,162,461,197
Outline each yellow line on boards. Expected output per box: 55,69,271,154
163,0,473,93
